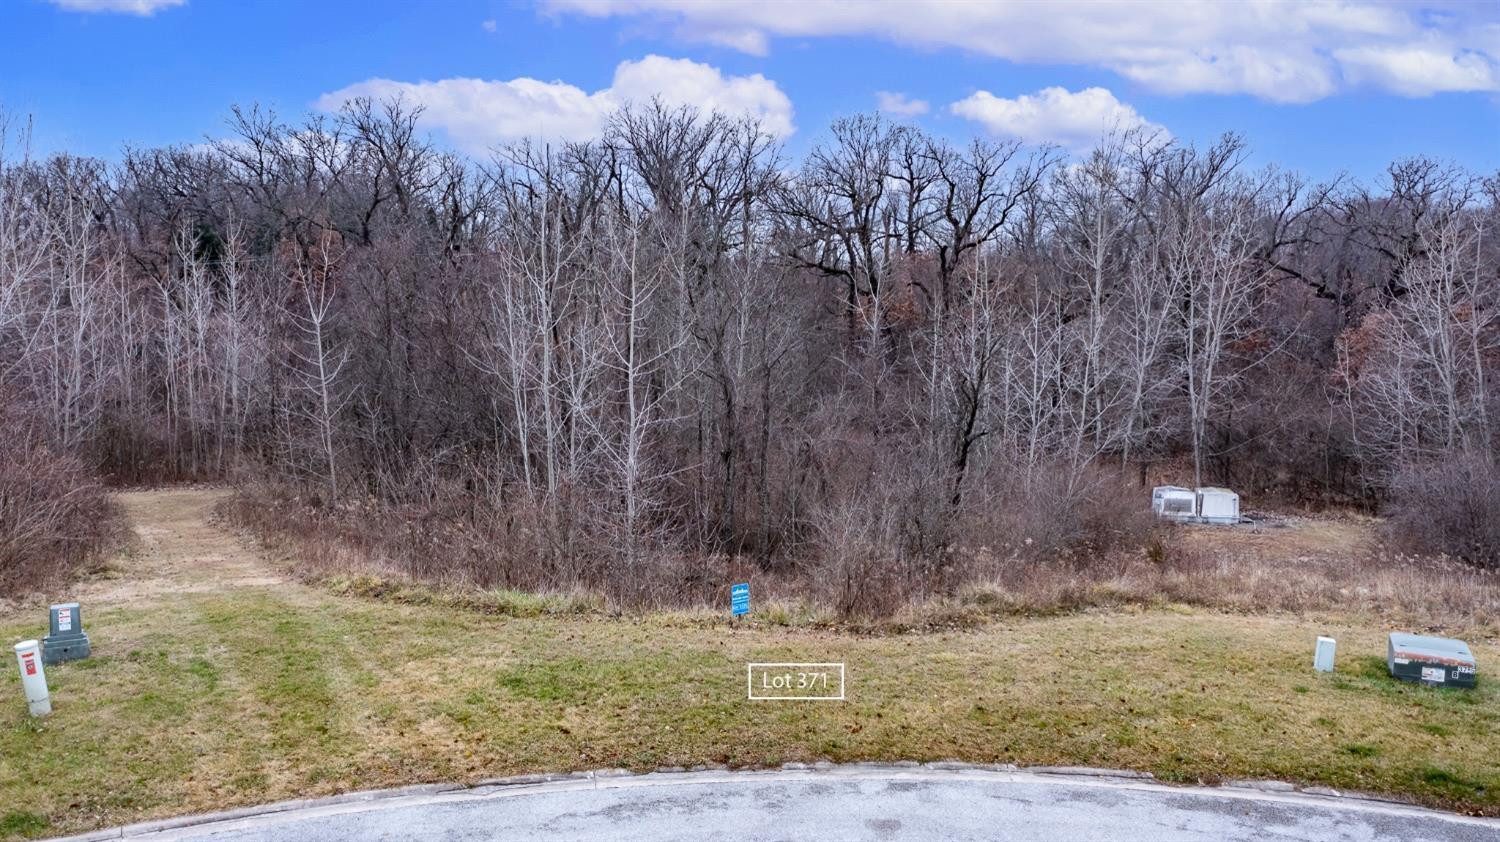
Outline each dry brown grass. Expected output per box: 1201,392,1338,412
222,482,1500,637
912,513,1500,637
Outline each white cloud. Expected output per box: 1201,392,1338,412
316,55,794,154
1335,45,1498,96
543,0,1500,102
695,27,768,55
874,91,929,117
48,0,184,13
950,87,1165,149
320,76,609,151
481,19,497,33
608,55,794,135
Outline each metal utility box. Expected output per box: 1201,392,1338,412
1388,632,1476,689
42,602,90,665
1313,636,1336,672
1195,488,1239,524
1152,486,1197,520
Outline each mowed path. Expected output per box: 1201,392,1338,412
78,488,284,606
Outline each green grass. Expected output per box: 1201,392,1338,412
0,815,46,837
3,587,1500,839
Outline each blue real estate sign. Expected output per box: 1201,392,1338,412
731,583,750,616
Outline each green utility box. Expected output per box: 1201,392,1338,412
1387,632,1475,689
42,602,91,665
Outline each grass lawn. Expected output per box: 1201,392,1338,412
2,583,1498,839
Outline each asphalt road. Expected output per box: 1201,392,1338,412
72,767,1500,842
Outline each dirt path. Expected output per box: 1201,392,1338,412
77,487,285,606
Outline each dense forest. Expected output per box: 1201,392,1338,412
2,100,1496,608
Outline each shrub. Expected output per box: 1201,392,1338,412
964,461,1160,568
798,458,1162,619
1387,449,1500,567
0,418,122,596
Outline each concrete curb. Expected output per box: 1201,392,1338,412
48,784,468,841
45,763,1500,840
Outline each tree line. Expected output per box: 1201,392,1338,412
2,100,1497,605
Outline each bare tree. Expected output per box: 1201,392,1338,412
597,214,687,580
1341,213,1495,469
286,233,352,500
9,93,1500,603
1172,186,1273,488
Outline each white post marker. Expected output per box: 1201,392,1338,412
1313,636,1336,673
14,640,51,716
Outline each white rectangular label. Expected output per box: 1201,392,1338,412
747,663,845,700
1421,666,1446,683
57,608,72,632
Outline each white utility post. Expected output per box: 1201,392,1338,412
14,640,52,716
1313,636,1336,673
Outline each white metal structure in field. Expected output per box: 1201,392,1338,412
1195,487,1240,524
1152,485,1241,525
1151,486,1197,519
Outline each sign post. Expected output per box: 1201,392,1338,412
14,640,51,717
731,583,750,618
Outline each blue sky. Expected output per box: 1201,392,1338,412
3,0,1498,183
